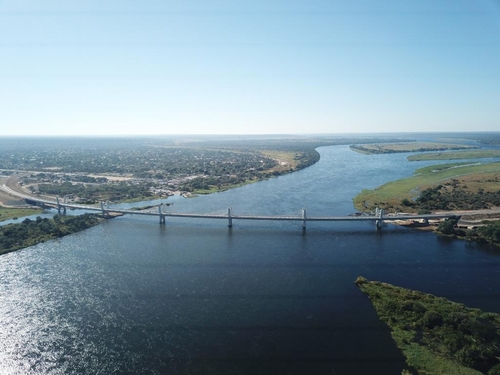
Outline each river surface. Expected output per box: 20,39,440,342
1,145,500,374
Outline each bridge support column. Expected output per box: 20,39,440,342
106,200,110,209
100,201,107,217
159,204,166,225
302,208,307,230
56,196,62,214
376,208,384,231
227,208,233,228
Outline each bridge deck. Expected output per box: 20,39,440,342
4,185,458,225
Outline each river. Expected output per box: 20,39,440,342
1,145,499,374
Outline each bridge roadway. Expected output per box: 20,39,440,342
3,184,458,230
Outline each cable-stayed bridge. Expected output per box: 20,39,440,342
3,184,458,231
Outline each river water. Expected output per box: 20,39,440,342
1,145,500,374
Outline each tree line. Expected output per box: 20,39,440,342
437,218,500,246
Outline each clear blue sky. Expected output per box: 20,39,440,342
1,0,499,136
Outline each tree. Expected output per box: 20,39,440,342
437,218,457,235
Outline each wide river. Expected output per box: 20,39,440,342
1,145,500,374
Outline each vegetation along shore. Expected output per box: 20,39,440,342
353,162,500,214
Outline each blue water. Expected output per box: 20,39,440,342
1,145,499,374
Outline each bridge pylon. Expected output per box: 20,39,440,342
100,201,107,217
375,208,384,231
302,208,307,230
56,196,66,214
159,204,166,225
227,208,233,228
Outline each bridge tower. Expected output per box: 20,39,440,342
227,208,233,228
56,196,66,214
100,201,107,217
302,208,307,230
159,204,166,225
375,208,384,231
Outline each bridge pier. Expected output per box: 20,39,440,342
56,196,66,214
227,208,233,228
375,208,384,231
159,204,166,225
302,208,307,230
100,201,107,217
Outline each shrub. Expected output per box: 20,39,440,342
423,310,443,328
437,219,457,235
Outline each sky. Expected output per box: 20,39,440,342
0,0,499,136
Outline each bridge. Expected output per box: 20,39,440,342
2,183,459,231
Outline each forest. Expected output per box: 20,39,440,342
412,183,500,211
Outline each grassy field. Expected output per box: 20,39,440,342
356,277,500,375
260,150,299,171
350,142,477,155
191,179,256,195
353,162,500,212
0,207,43,222
408,150,500,161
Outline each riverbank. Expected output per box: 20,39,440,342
353,162,500,213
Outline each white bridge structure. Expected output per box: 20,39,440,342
5,185,459,231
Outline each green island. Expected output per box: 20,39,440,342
350,142,478,155
408,150,500,162
353,162,500,213
355,277,500,375
0,214,102,255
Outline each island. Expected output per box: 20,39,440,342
355,277,500,375
0,214,103,255
408,150,500,162
350,142,478,155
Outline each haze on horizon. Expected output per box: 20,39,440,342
0,0,499,136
